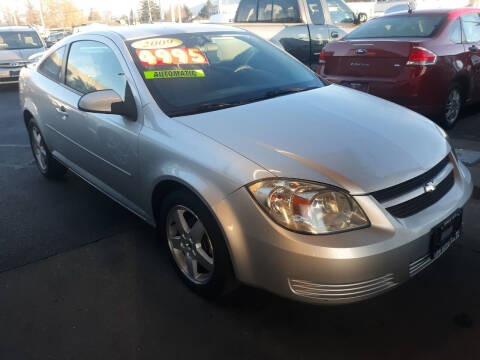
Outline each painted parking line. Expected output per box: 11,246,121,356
0,144,30,148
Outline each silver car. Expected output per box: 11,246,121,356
0,26,45,85
19,24,472,304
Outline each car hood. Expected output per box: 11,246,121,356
0,48,44,62
176,85,449,194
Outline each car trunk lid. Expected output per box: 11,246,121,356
323,39,422,79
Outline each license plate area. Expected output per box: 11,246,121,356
342,81,369,93
9,70,20,77
430,209,462,259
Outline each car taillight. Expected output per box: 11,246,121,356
406,47,437,66
319,48,327,64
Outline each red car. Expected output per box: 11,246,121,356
317,8,480,128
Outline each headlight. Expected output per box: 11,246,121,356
248,179,369,235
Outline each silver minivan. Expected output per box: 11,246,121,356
0,26,45,85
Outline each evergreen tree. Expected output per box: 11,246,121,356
198,0,214,19
182,4,192,22
138,0,161,23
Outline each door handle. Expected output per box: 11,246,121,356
331,31,339,39
469,45,478,52
56,105,68,119
56,105,67,113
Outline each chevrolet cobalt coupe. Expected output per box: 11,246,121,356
317,8,480,129
20,24,472,304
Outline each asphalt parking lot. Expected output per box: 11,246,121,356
1,83,480,360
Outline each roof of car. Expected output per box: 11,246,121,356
0,26,37,32
84,23,245,41
383,8,479,18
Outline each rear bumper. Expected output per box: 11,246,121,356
319,65,447,117
213,160,473,305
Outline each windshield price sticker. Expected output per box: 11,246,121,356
144,69,205,79
131,38,183,49
136,48,208,66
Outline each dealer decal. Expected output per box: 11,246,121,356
136,48,208,66
131,38,183,49
144,69,205,79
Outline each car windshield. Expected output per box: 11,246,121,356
345,14,447,39
127,32,323,117
0,31,43,50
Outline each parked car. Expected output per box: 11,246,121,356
317,8,480,128
45,31,71,48
233,0,368,67
20,24,472,304
0,26,45,85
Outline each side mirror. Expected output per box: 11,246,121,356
78,83,137,120
356,12,368,24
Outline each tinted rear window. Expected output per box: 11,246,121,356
345,14,447,39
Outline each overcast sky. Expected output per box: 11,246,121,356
1,0,208,17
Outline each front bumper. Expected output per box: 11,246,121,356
0,68,21,84
213,161,473,305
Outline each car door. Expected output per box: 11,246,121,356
461,12,480,101
54,37,143,209
323,0,357,39
303,0,331,67
34,45,70,152
235,0,311,65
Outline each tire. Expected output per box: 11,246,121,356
157,190,237,298
28,121,67,179
437,83,463,130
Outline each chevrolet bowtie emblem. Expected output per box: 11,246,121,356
424,182,436,193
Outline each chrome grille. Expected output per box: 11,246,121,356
0,61,28,68
288,274,397,301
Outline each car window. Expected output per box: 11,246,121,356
462,13,480,43
326,0,355,24
306,0,325,25
272,0,300,22
236,0,258,22
449,18,463,44
258,0,273,21
65,41,127,99
238,0,300,22
346,14,447,39
128,32,323,117
0,31,43,50
38,46,65,82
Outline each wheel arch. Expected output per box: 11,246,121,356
151,176,239,278
22,98,41,129
452,74,470,102
23,109,34,129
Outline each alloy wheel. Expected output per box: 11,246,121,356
445,88,461,126
166,205,214,285
31,126,48,172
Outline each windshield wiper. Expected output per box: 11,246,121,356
169,102,240,117
257,86,319,100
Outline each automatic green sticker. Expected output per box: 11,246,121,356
144,69,205,79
